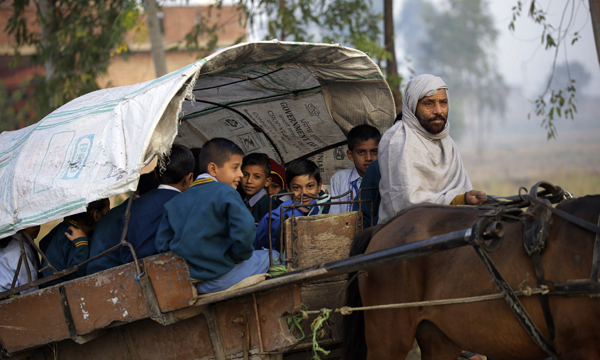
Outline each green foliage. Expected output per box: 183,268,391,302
5,0,142,121
509,0,583,139
0,80,30,133
183,0,398,87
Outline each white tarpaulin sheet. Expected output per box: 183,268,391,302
0,41,395,238
0,63,202,238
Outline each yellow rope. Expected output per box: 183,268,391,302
300,286,550,316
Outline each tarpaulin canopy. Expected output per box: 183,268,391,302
0,41,395,238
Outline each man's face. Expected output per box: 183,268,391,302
347,139,379,177
287,175,322,204
241,165,271,196
415,89,449,134
212,153,244,189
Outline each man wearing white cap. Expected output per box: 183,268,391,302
378,74,487,223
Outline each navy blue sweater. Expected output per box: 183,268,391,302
155,178,255,282
120,188,178,264
86,199,129,275
352,159,381,228
39,220,89,286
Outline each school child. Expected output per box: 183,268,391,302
155,138,274,294
0,226,41,295
329,125,381,214
241,153,282,224
120,144,194,264
39,199,110,287
266,159,286,196
254,159,330,251
86,172,159,275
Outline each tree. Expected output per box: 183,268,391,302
183,0,403,110
509,0,598,139
5,0,141,121
399,0,508,145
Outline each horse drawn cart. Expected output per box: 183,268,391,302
2,42,600,360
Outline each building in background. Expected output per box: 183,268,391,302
0,2,246,128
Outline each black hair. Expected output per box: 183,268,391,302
198,138,244,174
347,125,381,151
285,158,321,186
190,147,203,180
242,153,271,177
68,198,110,226
137,171,160,196
156,144,195,185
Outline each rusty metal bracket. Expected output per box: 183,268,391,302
58,286,79,341
202,304,227,360
232,313,250,360
252,293,265,356
137,271,178,326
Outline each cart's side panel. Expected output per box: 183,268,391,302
284,212,359,346
143,253,196,312
16,285,300,360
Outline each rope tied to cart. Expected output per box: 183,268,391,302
298,285,551,317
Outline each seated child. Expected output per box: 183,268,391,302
267,159,292,203
254,158,330,251
155,138,275,294
121,144,194,264
329,125,381,214
241,153,282,224
0,226,41,295
87,172,159,275
39,199,110,287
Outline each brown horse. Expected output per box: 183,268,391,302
342,195,600,360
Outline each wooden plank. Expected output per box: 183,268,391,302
63,262,149,336
143,252,196,313
284,212,358,270
0,287,71,354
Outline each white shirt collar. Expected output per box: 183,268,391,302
158,184,181,193
246,188,267,208
196,173,218,182
350,167,362,182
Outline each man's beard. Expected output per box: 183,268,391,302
420,114,447,134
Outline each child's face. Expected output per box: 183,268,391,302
212,153,244,189
241,165,271,196
347,139,379,176
288,175,322,204
267,181,282,195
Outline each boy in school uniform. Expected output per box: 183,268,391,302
266,159,286,196
86,172,159,275
39,199,110,287
0,226,41,295
120,144,194,264
155,138,274,294
329,125,381,214
241,153,282,224
254,159,330,251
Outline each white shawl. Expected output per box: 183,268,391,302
378,75,472,223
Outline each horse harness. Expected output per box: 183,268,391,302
470,181,600,360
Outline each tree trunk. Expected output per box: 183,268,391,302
589,0,600,70
38,0,55,108
384,0,402,115
144,0,168,77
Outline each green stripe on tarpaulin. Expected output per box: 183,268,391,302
0,198,87,237
0,152,18,169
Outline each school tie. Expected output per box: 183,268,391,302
347,178,360,212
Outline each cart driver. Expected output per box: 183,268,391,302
377,74,487,224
